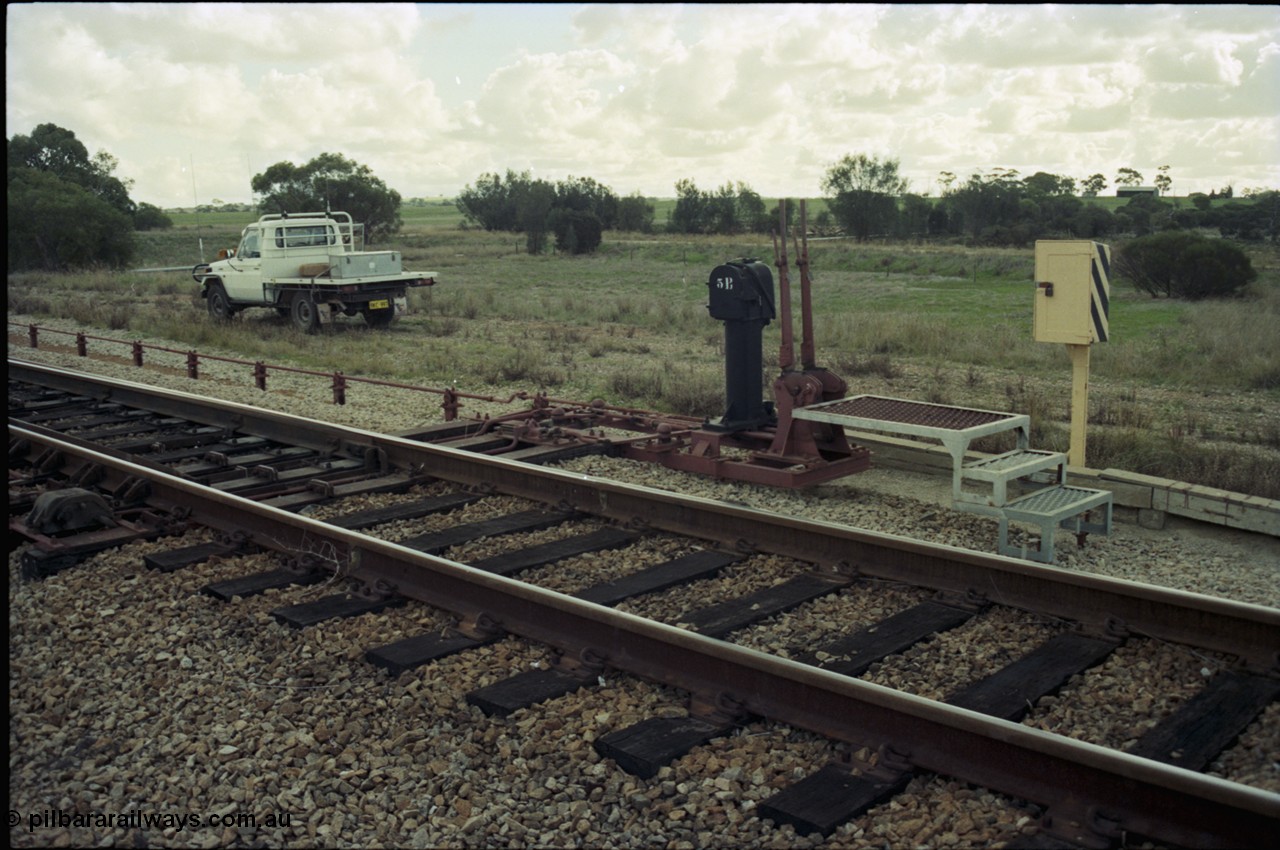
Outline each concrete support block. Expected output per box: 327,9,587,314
1137,508,1167,530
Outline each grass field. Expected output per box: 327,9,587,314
8,210,1280,498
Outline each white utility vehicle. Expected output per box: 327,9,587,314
191,211,436,332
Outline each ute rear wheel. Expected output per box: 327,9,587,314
362,304,395,328
290,293,320,334
206,282,235,322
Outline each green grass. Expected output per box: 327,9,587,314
9,223,1279,497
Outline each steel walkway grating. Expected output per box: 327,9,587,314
803,396,1019,431
1004,485,1111,520
999,485,1113,564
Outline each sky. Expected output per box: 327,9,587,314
6,3,1279,208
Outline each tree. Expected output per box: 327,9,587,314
456,170,524,232
1115,167,1144,187
1209,192,1280,241
8,167,135,270
666,179,773,235
456,170,633,251
8,123,136,217
1154,165,1172,196
554,176,618,230
1081,174,1108,197
251,152,401,244
514,177,556,254
1114,231,1255,299
669,178,711,234
1038,193,1084,235
769,200,796,233
821,153,909,241
1022,171,1075,198
1113,193,1172,236
134,202,173,231
943,169,1022,242
8,122,138,270
707,183,741,234
616,192,655,233
1071,204,1116,239
897,194,934,238
734,184,771,233
550,209,603,254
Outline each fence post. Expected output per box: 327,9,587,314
76,333,87,357
132,340,144,367
187,351,199,380
332,372,347,405
28,324,38,348
254,361,267,391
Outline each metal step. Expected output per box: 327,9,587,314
1003,485,1112,522
998,485,1112,564
959,449,1067,508
964,448,1066,478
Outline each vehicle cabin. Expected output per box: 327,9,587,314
235,212,365,276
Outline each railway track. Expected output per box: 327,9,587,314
9,359,1279,848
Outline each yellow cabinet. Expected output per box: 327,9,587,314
1033,240,1110,345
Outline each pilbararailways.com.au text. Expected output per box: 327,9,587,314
14,808,292,833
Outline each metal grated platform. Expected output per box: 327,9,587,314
803,396,1020,431
964,449,1064,474
959,449,1068,509
999,484,1113,564
793,396,1033,513
1003,485,1111,521
791,396,1029,450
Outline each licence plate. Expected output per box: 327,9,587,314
368,299,390,310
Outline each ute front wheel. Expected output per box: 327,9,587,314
206,282,235,322
290,293,320,334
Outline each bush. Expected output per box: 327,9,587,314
134,202,173,231
551,209,603,254
8,168,135,270
1113,231,1255,299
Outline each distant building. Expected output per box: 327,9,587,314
1116,186,1159,198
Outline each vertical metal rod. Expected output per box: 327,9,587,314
796,201,816,370
774,199,795,372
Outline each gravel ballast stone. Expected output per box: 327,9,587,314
9,332,1279,847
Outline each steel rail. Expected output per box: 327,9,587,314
11,358,1280,670
8,420,1278,848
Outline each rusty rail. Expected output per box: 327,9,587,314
9,416,1279,849
11,357,1279,670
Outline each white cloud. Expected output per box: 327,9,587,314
6,3,1277,204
